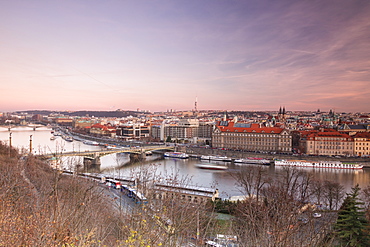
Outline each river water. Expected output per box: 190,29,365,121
1,127,369,199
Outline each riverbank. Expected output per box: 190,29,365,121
54,127,370,168
184,146,370,167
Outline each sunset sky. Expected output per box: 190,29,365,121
1,0,369,113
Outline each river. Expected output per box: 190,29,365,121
1,127,369,199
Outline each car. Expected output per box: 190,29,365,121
313,213,322,218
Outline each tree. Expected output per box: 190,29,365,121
322,180,345,210
232,165,268,202
361,185,370,220
230,167,332,247
121,165,215,246
309,179,325,207
335,184,370,246
0,145,125,246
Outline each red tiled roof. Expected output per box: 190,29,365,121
353,132,370,138
91,123,106,129
306,131,352,140
216,122,285,134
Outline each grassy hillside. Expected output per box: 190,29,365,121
0,142,123,246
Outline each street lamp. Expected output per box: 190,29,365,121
9,132,12,147
29,135,33,154
9,132,12,157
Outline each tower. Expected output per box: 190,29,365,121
194,96,198,112
278,106,286,122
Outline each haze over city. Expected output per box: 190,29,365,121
1,0,369,113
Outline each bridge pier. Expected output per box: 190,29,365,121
83,156,101,172
129,152,146,163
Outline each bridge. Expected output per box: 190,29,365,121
0,124,47,131
38,145,175,171
40,145,174,158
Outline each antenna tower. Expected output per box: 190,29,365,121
194,97,198,112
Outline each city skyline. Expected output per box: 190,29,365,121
1,0,369,113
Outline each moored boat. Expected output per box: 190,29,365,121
62,135,73,142
195,163,228,170
274,159,363,169
83,140,99,146
234,157,271,165
164,152,189,159
200,155,211,160
200,155,232,162
106,145,119,149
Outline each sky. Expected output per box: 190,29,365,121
1,0,369,113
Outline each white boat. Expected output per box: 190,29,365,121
200,155,211,160
83,140,99,146
50,136,56,140
164,152,189,159
62,135,73,142
195,163,228,170
274,159,363,169
234,157,271,165
106,145,119,149
200,155,232,162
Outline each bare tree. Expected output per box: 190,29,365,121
322,180,345,210
230,166,337,247
232,165,269,202
309,179,325,206
296,172,314,203
360,185,370,220
119,165,216,246
0,148,126,246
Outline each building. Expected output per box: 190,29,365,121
116,123,150,141
165,119,199,141
152,183,219,204
302,129,353,156
164,124,197,141
150,124,162,141
353,132,370,157
90,123,117,137
53,117,73,126
338,124,370,135
197,121,213,143
151,119,213,143
73,118,93,129
212,120,292,153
